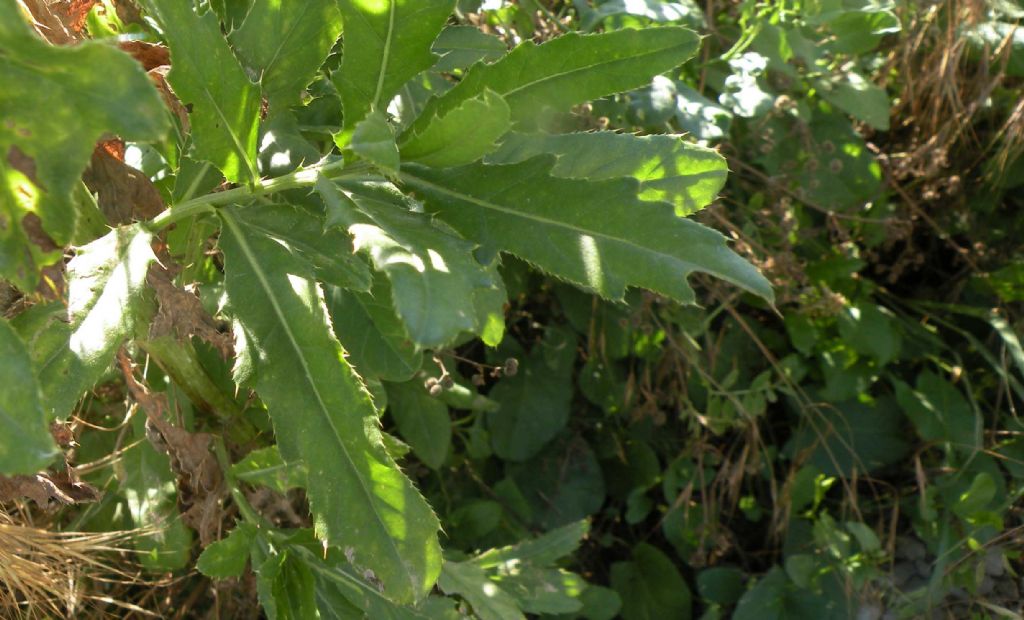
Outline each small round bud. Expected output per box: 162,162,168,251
424,377,438,390
503,358,519,377
439,374,455,390
428,383,444,397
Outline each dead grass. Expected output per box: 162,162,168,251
0,508,166,619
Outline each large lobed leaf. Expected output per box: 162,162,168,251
230,0,343,110
487,131,728,216
0,0,167,286
143,0,261,185
335,0,455,129
219,208,442,603
406,27,701,137
400,158,773,305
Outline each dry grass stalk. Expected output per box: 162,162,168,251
0,509,159,619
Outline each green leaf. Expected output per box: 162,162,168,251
732,567,787,620
498,567,585,614
472,520,589,569
507,436,606,529
697,567,746,606
285,541,443,619
225,202,371,291
400,90,511,168
577,585,622,620
837,303,900,366
230,0,343,110
326,280,422,382
894,371,978,447
432,25,507,72
232,446,307,493
611,543,692,620
438,561,525,620
817,72,890,131
197,524,257,579
335,0,455,129
347,111,401,175
219,208,441,603
256,551,320,620
952,472,997,518
16,225,162,421
789,397,909,476
0,1,167,276
385,381,451,469
400,158,773,305
406,27,701,136
0,318,57,474
143,0,261,185
487,327,575,461
487,131,728,216
321,181,505,348
68,224,156,365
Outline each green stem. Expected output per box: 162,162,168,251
138,335,258,445
213,438,273,530
145,159,372,231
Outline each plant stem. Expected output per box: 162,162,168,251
138,335,258,445
145,158,372,231
213,438,274,530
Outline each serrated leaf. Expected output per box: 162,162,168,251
498,567,585,615
197,523,257,579
335,0,455,129
406,28,700,136
143,0,260,185
227,202,371,291
68,224,157,367
16,225,158,421
400,90,511,168
438,561,525,620
487,131,727,216
256,550,320,620
219,208,441,603
0,318,57,474
327,279,422,382
321,181,505,348
432,25,507,72
230,0,343,110
472,520,589,569
0,1,167,279
347,111,401,174
232,445,307,493
400,158,773,305
284,542,442,620
385,381,451,469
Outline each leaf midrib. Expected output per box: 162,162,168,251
399,169,680,264
499,39,694,101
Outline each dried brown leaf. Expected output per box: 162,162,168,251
147,266,233,358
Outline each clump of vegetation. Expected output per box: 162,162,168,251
1,0,1022,618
